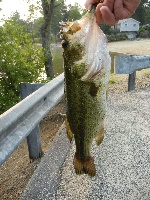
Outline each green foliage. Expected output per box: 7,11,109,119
13,1,87,44
50,1,86,43
32,17,44,40
51,0,65,43
107,33,128,42
139,25,150,38
0,20,45,114
100,23,112,35
132,0,150,24
9,11,27,27
100,23,128,42
68,3,82,21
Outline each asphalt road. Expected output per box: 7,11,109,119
21,87,150,200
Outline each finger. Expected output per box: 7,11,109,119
114,0,136,20
100,6,118,26
95,3,104,24
85,0,100,9
102,0,114,12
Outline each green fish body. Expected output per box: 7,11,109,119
61,8,111,176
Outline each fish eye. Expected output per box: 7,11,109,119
62,40,68,48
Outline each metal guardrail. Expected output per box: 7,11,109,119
115,55,150,74
20,82,45,160
0,54,150,165
0,73,64,165
113,54,150,91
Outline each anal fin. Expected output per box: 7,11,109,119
65,117,73,142
95,121,104,146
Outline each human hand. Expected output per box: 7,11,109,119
85,0,140,26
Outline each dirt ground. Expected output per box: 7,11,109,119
108,39,150,55
0,39,150,200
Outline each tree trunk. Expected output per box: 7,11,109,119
41,0,55,78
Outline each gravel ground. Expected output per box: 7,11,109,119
52,88,150,200
21,84,150,200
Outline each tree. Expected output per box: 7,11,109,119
32,17,44,42
0,0,2,11
68,3,83,21
25,0,86,78
61,2,69,22
132,0,150,24
144,0,150,24
100,23,111,35
51,1,86,43
9,11,27,27
40,0,56,78
6,11,39,42
51,0,65,43
0,20,45,114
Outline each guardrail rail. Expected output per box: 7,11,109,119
0,73,64,165
111,54,150,91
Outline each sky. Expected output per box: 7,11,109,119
0,0,85,20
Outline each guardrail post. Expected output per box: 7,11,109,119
110,52,115,73
20,83,44,160
27,125,43,160
128,71,136,91
115,55,150,91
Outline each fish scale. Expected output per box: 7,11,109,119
61,6,111,176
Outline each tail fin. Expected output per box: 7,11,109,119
73,154,96,177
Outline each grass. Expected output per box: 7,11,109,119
143,69,150,78
51,46,64,76
109,73,117,84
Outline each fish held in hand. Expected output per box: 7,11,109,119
61,7,111,176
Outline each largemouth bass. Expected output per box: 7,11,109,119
61,7,111,176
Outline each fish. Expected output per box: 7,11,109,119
61,6,111,176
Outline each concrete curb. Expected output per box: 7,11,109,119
20,124,71,200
